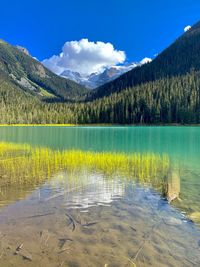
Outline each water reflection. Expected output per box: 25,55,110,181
0,141,169,206
0,141,200,266
0,173,200,267
0,141,200,224
48,172,125,210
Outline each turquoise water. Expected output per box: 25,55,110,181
0,126,200,165
0,126,200,267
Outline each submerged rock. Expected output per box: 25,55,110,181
163,217,182,226
188,211,200,223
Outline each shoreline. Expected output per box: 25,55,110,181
1,123,200,127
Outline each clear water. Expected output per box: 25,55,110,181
0,126,200,267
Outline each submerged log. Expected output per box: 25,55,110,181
82,221,98,227
163,169,180,203
65,213,76,231
14,243,32,261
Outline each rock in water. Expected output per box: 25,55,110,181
163,217,182,226
188,212,200,223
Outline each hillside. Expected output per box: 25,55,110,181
89,21,200,100
1,21,200,124
1,68,200,124
0,40,88,101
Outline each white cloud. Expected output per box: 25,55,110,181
42,39,126,76
140,57,152,64
184,25,191,32
42,55,64,74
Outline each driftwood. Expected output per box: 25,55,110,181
14,243,23,254
65,213,76,232
130,226,137,232
14,243,32,261
65,212,98,231
9,212,55,222
19,249,33,261
22,212,55,219
82,221,98,227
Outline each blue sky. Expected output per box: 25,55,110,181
0,0,200,74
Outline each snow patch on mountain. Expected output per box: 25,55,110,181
60,58,152,89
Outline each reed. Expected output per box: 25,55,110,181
0,124,75,127
0,142,170,191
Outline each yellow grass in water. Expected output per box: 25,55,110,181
0,124,76,127
0,142,170,190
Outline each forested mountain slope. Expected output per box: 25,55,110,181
1,21,200,124
0,40,88,101
89,21,200,100
1,69,200,124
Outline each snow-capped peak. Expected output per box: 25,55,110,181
140,57,152,65
60,57,152,89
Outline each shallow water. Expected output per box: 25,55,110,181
0,126,200,267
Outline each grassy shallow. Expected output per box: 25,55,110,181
0,142,170,188
1,142,200,224
0,124,76,127
1,124,200,128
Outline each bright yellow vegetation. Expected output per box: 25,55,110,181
0,124,76,127
0,142,170,190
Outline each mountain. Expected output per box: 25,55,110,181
61,64,138,89
61,63,138,89
86,66,135,89
2,21,200,125
61,59,152,89
2,68,200,124
0,39,88,101
89,21,200,100
16,45,30,56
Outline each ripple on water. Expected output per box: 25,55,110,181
0,178,200,267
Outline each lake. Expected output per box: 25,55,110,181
0,126,200,267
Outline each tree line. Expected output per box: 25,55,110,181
1,70,200,124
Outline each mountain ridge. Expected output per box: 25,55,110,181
1,21,200,124
59,59,152,89
88,21,200,100
0,39,88,101
60,63,138,89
